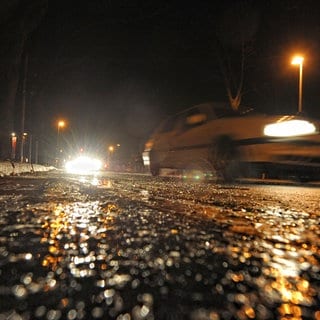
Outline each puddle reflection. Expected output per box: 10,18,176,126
41,201,118,279
76,175,113,189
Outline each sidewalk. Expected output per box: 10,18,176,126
0,161,55,177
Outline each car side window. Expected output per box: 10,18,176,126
178,107,207,131
185,113,207,127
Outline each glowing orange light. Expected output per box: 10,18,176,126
58,120,65,129
291,55,304,65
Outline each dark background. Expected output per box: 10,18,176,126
1,0,320,164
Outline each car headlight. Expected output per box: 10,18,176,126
263,120,317,137
65,156,102,174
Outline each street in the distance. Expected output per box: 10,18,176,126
0,171,319,320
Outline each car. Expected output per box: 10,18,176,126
142,102,320,181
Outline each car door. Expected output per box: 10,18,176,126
151,114,184,167
169,107,214,168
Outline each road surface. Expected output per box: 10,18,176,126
0,171,319,319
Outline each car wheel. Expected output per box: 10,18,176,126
209,135,240,182
150,163,160,176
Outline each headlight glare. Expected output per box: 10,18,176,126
65,156,102,174
264,120,316,137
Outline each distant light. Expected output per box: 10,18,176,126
58,120,65,128
264,120,316,137
65,156,102,174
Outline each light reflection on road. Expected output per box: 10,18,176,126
41,201,118,276
0,173,319,319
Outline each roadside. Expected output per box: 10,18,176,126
0,160,55,176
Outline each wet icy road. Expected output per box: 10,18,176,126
0,172,320,320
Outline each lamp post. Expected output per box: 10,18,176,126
56,120,65,166
20,133,28,163
107,144,121,170
291,55,304,114
11,133,17,160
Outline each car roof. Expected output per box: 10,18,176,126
153,102,255,134
171,102,254,118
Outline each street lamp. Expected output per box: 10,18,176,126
107,144,121,171
291,55,304,114
20,132,28,163
11,133,17,160
56,120,66,166
58,120,65,131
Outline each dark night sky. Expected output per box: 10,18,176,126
17,0,320,159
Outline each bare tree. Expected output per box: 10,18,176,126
214,1,258,110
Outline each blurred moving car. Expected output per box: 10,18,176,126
142,102,320,180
